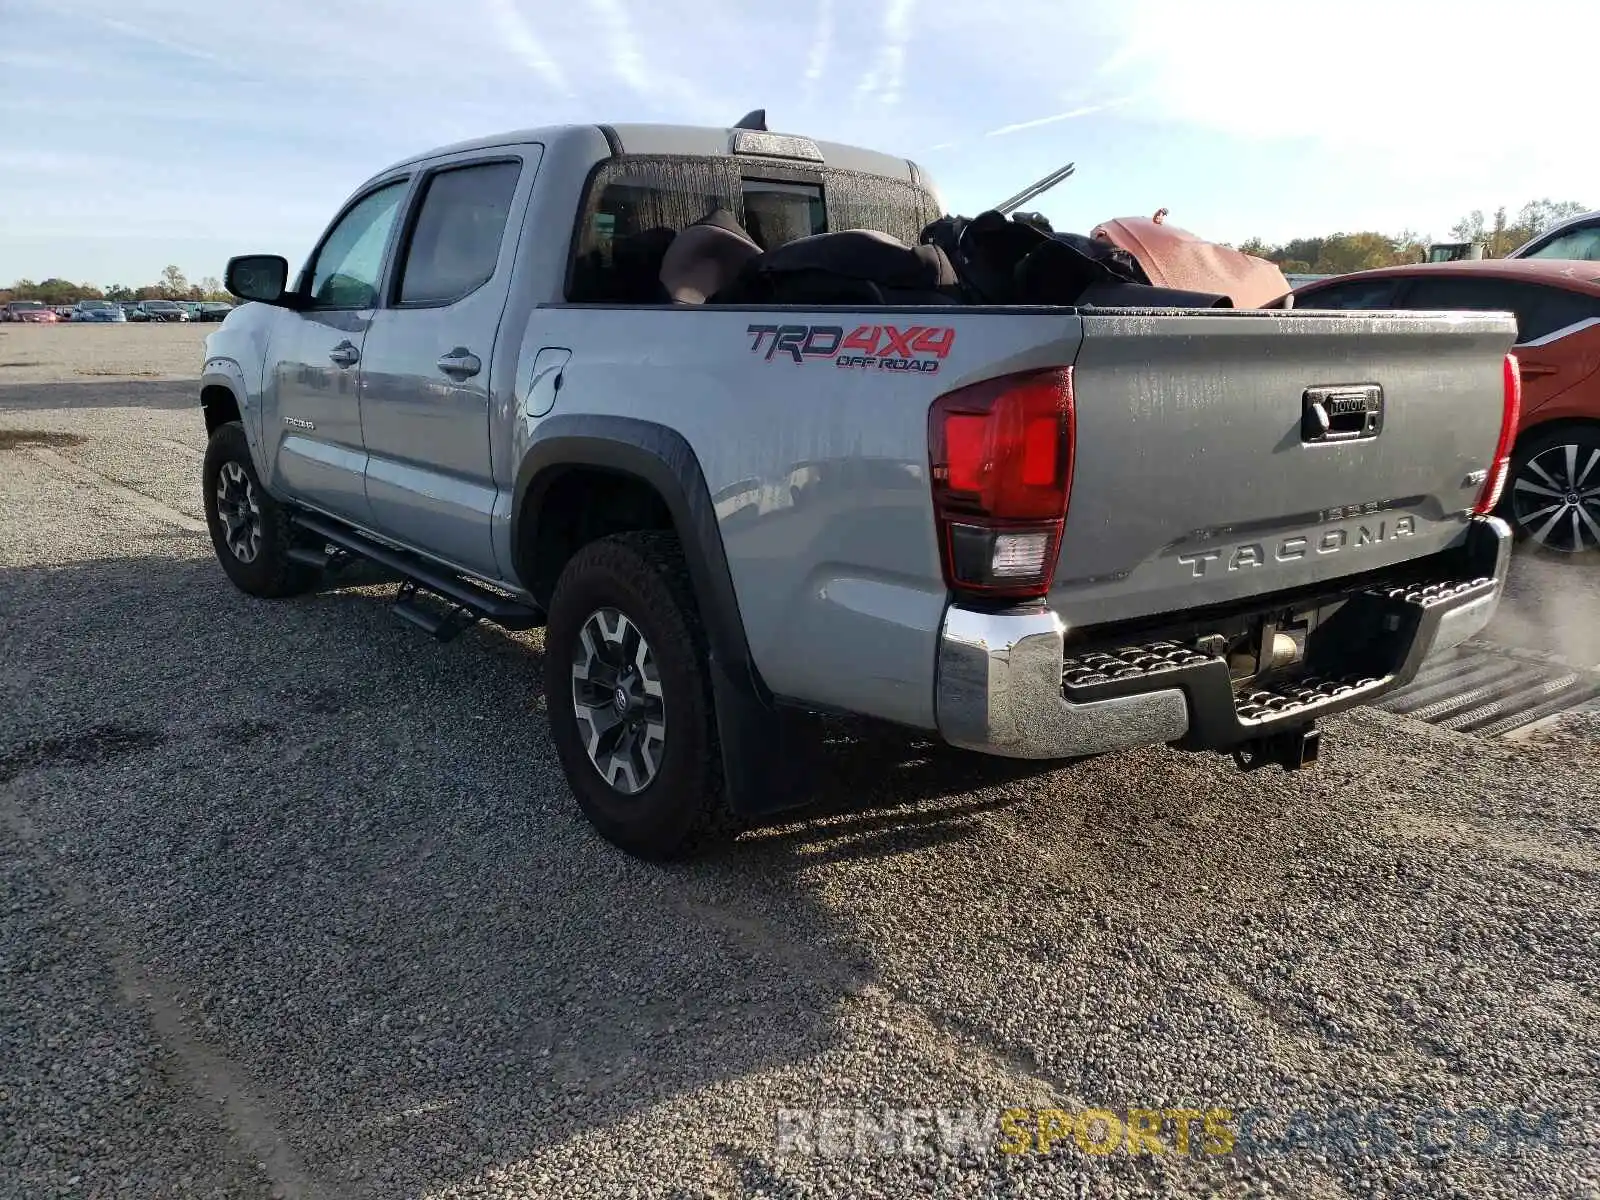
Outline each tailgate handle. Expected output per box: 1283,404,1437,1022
1302,385,1383,444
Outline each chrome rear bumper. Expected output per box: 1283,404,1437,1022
934,516,1512,760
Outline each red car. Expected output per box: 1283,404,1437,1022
2,300,59,323
1294,260,1600,555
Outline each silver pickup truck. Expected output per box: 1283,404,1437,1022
201,120,1521,859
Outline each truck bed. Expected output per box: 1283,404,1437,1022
509,302,1517,731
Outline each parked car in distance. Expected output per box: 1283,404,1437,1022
1294,259,1600,554
135,299,189,322
73,299,128,323
193,301,233,322
1509,210,1600,261
2,300,58,323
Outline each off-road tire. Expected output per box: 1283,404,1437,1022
202,421,320,597
543,530,730,860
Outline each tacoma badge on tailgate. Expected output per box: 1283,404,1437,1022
1177,511,1417,577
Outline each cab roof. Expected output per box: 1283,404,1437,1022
380,122,924,187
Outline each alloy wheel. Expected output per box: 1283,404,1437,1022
1510,443,1600,554
570,607,667,794
215,461,263,563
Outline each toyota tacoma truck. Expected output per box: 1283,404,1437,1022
199,120,1521,859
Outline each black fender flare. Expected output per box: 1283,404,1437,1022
513,414,817,817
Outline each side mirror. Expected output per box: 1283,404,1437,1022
224,255,295,305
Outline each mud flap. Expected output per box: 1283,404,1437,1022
711,658,821,818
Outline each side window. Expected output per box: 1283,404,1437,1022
1403,277,1599,344
1513,285,1600,343
306,181,408,310
396,161,522,305
1522,223,1600,261
1295,278,1407,309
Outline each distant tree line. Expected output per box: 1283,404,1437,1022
0,265,231,306
1238,199,1587,274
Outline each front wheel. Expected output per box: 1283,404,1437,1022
542,531,730,860
201,421,321,597
1502,425,1600,555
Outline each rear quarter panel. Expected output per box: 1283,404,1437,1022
502,306,1084,727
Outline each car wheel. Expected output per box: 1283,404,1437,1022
543,531,730,860
202,421,320,597
1502,425,1600,555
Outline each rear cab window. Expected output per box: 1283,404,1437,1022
566,155,940,303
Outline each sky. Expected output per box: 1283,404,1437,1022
2,0,1598,288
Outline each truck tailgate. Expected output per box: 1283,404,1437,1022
1053,309,1518,626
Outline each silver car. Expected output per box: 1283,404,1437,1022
72,299,128,323
1509,211,1600,260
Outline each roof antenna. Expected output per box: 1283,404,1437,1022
733,109,767,131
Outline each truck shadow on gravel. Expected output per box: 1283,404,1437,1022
0,377,200,411
0,551,1074,1193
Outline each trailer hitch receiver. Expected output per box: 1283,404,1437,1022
1232,725,1321,772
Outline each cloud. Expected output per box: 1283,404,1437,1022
482,0,573,98
581,0,714,117
984,98,1134,138
0,150,132,176
854,0,918,107
803,0,835,101
587,0,650,95
93,15,233,70
1089,0,1597,154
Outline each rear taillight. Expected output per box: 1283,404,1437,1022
1473,353,1522,515
928,367,1075,598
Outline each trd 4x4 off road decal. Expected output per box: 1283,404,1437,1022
746,323,956,373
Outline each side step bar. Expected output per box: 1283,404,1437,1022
288,512,544,641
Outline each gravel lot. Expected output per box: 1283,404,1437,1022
2,323,1598,1199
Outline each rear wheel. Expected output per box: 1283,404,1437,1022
1503,425,1600,555
202,421,320,597
542,531,729,860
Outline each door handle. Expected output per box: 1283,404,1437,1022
436,348,482,379
1517,362,1559,378
328,340,360,368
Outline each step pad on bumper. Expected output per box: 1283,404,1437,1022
1374,576,1496,608
1234,674,1386,723
1058,570,1501,749
1060,642,1217,689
